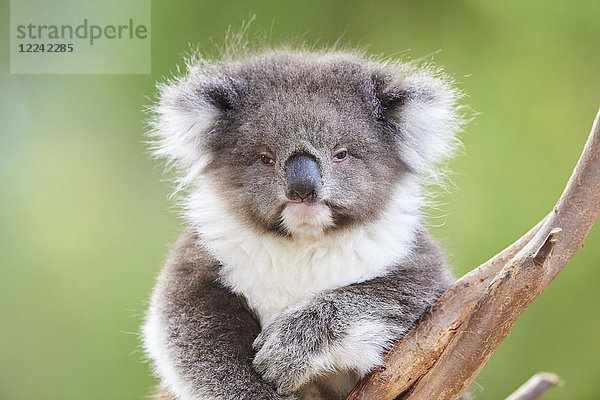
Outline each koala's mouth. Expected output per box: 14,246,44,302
279,201,334,237
285,202,324,218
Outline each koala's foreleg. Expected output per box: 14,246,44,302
253,235,451,398
144,233,296,400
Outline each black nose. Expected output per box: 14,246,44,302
285,154,322,203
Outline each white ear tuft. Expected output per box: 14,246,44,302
392,70,464,174
147,70,221,188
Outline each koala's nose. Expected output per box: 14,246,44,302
285,154,322,203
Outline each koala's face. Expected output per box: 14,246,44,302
153,50,460,238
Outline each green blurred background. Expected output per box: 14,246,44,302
1,0,599,399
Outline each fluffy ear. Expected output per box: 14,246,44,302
148,68,238,186
376,69,463,174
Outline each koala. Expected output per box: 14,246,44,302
142,47,463,400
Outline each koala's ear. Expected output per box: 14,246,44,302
201,80,239,112
375,69,462,173
149,73,238,184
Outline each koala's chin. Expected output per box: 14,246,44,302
280,202,334,238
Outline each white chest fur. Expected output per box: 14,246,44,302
188,177,422,326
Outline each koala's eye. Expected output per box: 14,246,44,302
260,152,276,166
332,148,348,163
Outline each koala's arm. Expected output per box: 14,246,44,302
253,231,453,395
143,230,295,400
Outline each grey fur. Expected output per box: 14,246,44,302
146,231,295,399
143,47,463,400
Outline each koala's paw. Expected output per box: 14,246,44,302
252,314,326,394
253,332,311,393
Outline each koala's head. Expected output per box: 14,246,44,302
150,49,462,239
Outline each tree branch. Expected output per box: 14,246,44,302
347,107,600,400
504,372,562,400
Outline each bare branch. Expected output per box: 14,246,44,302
347,108,600,400
504,372,562,400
